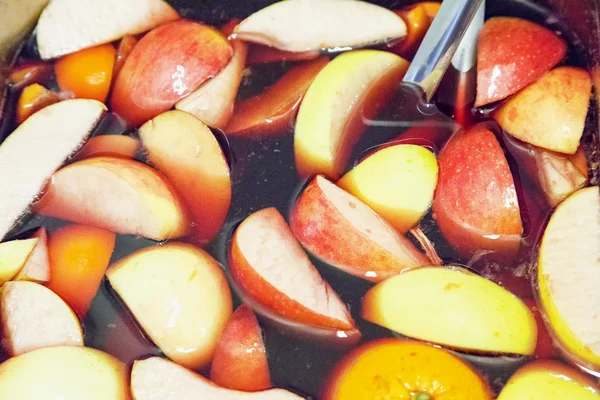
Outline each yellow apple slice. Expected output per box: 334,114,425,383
235,0,406,53
338,144,438,233
106,243,232,370
0,281,83,356
13,228,50,283
497,360,600,400
294,50,409,179
362,266,537,355
131,356,303,400
0,346,130,399
0,99,106,240
538,186,600,371
0,238,38,285
37,0,180,60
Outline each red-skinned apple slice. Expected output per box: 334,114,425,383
13,227,50,283
37,0,180,60
132,356,303,400
34,156,191,241
290,176,431,282
210,305,271,391
0,281,83,357
229,207,358,339
113,35,139,83
234,0,406,53
433,124,523,262
225,57,329,137
111,20,233,127
175,20,248,129
475,17,567,106
139,110,231,245
493,67,592,155
0,99,106,241
72,135,141,161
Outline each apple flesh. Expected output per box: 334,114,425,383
493,67,592,155
246,44,318,65
476,17,567,106
433,124,523,262
0,99,106,240
111,20,233,127
210,305,271,391
0,346,131,399
13,228,50,283
34,156,191,241
73,135,141,161
291,176,431,282
36,0,180,60
106,243,232,371
362,267,538,355
229,207,357,336
537,186,600,371
235,0,406,53
139,110,231,245
295,50,409,180
0,238,38,286
131,356,303,400
0,281,83,356
497,360,600,400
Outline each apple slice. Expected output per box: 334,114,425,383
476,17,567,106
0,99,106,240
111,20,233,127
433,124,523,262
389,4,431,59
0,281,83,356
229,207,357,335
132,356,303,400
493,67,592,155
497,360,600,400
294,50,409,179
34,156,191,241
291,176,430,282
210,305,271,391
0,346,130,399
139,110,231,245
36,0,180,60
246,44,318,65
537,186,600,371
0,238,38,286
235,0,406,53
175,20,248,129
13,228,50,283
113,35,139,82
106,243,232,371
72,135,141,161
8,61,53,90
362,267,537,356
225,57,329,137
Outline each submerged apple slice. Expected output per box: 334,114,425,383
37,0,180,60
0,281,83,356
537,186,600,371
13,228,50,283
291,176,430,282
0,238,38,286
295,50,409,179
235,0,406,53
0,99,106,240
493,67,592,155
73,135,141,161
106,243,232,370
139,111,231,245
0,346,130,399
34,156,191,241
229,207,356,335
131,356,303,400
362,267,537,355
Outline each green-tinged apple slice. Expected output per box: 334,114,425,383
0,281,83,356
131,356,303,400
537,186,600,371
106,243,232,370
33,156,191,241
235,0,406,53
0,99,106,241
37,0,180,60
12,228,50,283
0,238,38,285
295,50,409,179
0,346,130,399
362,267,538,355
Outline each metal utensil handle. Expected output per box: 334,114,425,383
403,0,484,101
